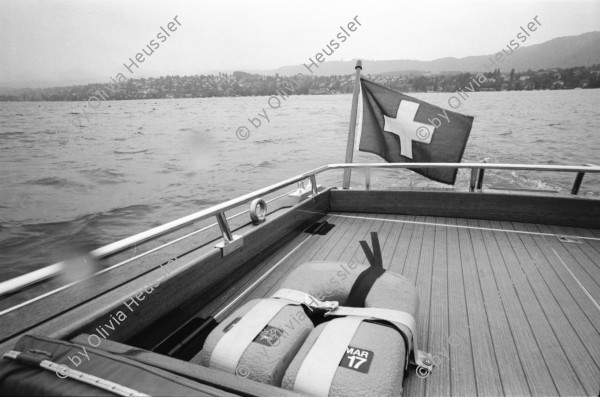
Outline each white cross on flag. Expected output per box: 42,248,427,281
359,78,474,185
383,100,436,159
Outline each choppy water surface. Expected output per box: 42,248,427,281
1,89,599,279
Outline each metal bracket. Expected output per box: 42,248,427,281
412,349,435,378
304,221,335,235
557,235,582,244
215,235,244,256
214,211,243,256
280,183,325,207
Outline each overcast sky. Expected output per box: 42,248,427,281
1,0,599,87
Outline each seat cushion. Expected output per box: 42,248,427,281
196,299,313,386
282,319,406,397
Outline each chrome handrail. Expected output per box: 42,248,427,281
1,162,598,301
328,162,600,172
90,165,330,258
93,162,600,259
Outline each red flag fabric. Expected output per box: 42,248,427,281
359,78,474,185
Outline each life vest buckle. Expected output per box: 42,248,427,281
272,288,340,312
303,294,339,312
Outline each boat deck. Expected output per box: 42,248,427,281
204,212,600,396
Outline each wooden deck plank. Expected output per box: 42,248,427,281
445,218,478,396
533,225,600,304
324,214,407,268
557,224,600,240
491,220,586,396
349,214,390,262
522,225,600,334
195,213,600,396
511,222,600,395
555,226,600,261
399,216,426,283
528,224,600,314
325,214,386,264
582,226,600,238
388,215,417,275
373,214,399,266
466,219,530,396
300,213,359,262
548,224,600,276
377,214,422,392
403,217,435,397
549,230,600,291
455,218,503,396
519,223,600,397
423,217,451,397
378,215,406,271
356,213,398,267
314,213,375,262
503,222,595,395
477,219,558,396
397,216,427,396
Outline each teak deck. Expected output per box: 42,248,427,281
208,211,600,396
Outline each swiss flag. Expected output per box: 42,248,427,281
359,78,474,185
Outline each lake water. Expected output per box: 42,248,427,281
1,89,599,281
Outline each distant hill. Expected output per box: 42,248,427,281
2,31,598,92
265,31,600,76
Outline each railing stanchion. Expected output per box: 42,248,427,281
470,169,478,192
310,175,318,197
571,172,585,195
214,211,243,256
215,211,233,242
365,168,371,190
476,169,485,191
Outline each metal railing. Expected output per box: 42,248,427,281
337,162,599,193
1,162,599,300
98,162,599,259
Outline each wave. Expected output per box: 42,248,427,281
0,131,25,136
114,149,148,154
78,168,127,184
257,161,274,168
24,177,85,188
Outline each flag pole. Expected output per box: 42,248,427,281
342,60,362,189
